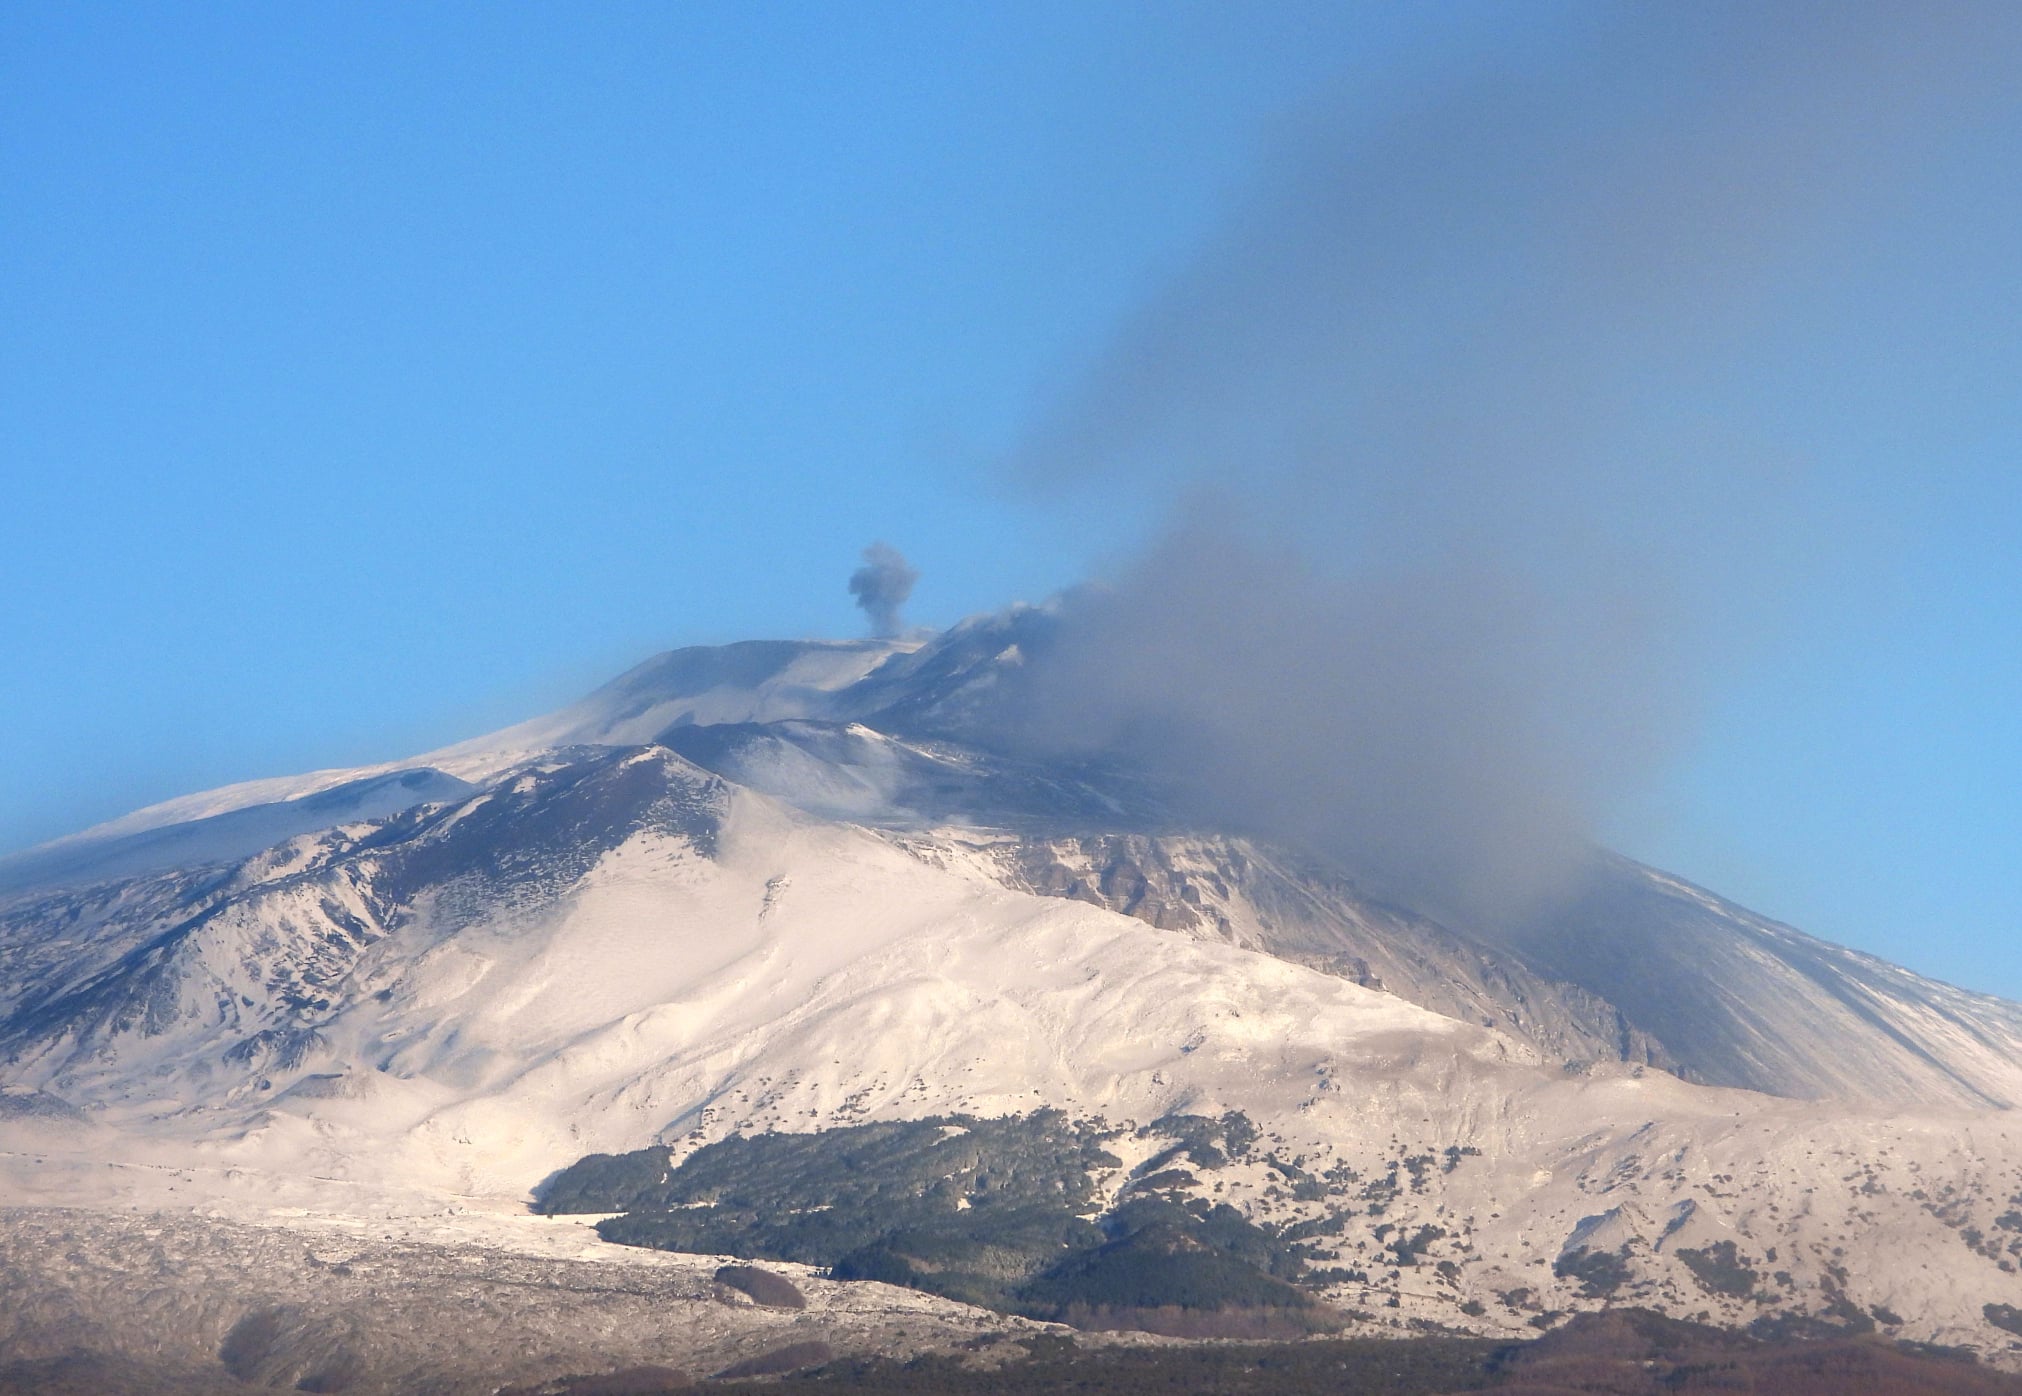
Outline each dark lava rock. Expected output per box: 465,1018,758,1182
715,1265,807,1310
711,1342,835,1380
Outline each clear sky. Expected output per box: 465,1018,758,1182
3,2,2019,998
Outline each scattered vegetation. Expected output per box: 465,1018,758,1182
1675,1240,1759,1299
1554,1246,1633,1298
1389,1224,1447,1266
541,1112,1323,1327
1443,1144,1482,1173
1016,1194,1320,1327
1134,1110,1256,1172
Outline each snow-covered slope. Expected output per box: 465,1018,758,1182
10,613,2022,1112
949,824,2022,1110
4,754,2021,1356
423,636,919,773
1506,857,2022,1107
6,613,2022,1363
0,768,477,896
4,638,914,862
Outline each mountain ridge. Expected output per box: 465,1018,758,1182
8,614,2022,1110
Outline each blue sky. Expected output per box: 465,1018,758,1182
4,2,2020,998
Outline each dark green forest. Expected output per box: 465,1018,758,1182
538,1110,1326,1326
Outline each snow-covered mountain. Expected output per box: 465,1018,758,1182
5,611,2022,1377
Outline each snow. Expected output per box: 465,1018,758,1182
0,768,477,896
0,638,914,885
7,774,2021,1359
6,619,2022,1361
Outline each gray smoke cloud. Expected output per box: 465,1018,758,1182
1014,1,2022,929
849,543,919,638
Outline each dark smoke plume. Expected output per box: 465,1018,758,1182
849,543,919,638
1014,1,2022,929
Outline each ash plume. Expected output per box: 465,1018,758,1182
1013,0,2022,929
849,543,919,638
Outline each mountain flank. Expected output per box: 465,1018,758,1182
3,611,2021,1379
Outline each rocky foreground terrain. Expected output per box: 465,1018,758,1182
0,1204,1043,1395
5,1203,2021,1396
4,1205,2022,1396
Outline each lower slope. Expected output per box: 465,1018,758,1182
0,1205,1030,1396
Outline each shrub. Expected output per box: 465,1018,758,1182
1554,1247,1631,1298
1676,1241,1758,1299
